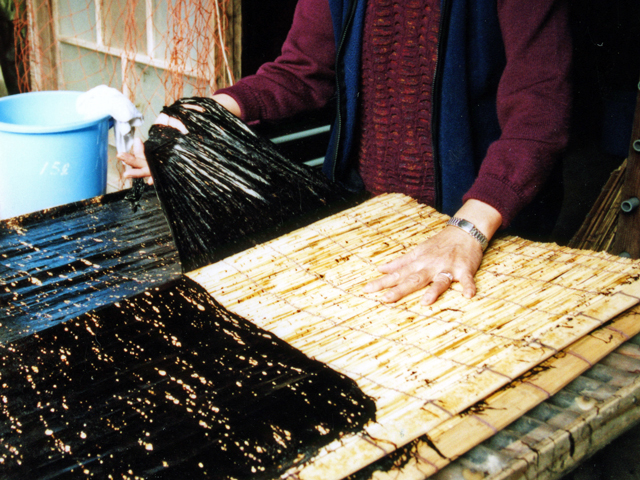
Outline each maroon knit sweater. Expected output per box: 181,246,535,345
218,0,572,227
356,0,440,206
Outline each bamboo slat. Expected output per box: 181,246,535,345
188,193,640,480
353,306,640,480
482,336,640,480
569,159,626,252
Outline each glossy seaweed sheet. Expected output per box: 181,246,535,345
145,97,353,272
0,189,181,344
0,276,376,479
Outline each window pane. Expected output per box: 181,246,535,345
102,0,146,52
58,0,96,43
59,43,120,90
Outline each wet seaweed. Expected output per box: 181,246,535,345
346,438,421,480
0,188,180,343
144,97,353,272
124,177,148,212
0,276,376,479
1,96,375,479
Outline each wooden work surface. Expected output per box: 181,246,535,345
189,193,640,479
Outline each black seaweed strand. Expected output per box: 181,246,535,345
124,177,147,212
145,97,349,272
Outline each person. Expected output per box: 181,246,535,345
120,0,572,306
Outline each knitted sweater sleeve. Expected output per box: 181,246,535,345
215,0,336,123
462,0,572,227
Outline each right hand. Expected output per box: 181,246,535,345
117,94,240,185
119,137,153,184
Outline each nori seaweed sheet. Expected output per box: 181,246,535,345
144,97,354,272
0,276,376,479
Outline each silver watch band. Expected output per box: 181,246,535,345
446,217,489,251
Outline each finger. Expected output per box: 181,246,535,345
119,154,150,177
132,137,144,155
182,104,205,113
120,138,154,184
117,152,133,166
381,271,430,303
458,272,477,299
117,138,144,164
119,139,147,170
420,273,453,306
122,167,151,179
118,153,148,171
363,272,400,293
118,152,143,169
154,113,188,134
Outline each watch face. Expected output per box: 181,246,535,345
447,218,488,250
459,219,472,230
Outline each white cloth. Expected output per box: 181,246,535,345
76,85,144,153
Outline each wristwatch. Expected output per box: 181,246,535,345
446,217,489,251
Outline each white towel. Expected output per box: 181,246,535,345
76,85,144,153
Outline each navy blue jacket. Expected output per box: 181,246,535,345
323,0,506,216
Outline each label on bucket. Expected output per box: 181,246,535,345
40,161,71,176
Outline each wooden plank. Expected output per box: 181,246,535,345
26,0,58,91
488,366,640,480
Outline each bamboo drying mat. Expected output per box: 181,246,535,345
347,303,640,479
188,193,640,479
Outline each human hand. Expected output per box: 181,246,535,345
363,200,502,305
117,94,240,185
363,226,484,305
116,115,181,185
119,137,153,185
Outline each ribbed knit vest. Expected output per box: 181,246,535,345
356,0,440,206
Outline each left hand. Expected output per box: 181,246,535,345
363,199,502,305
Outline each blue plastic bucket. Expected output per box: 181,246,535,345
0,91,111,219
